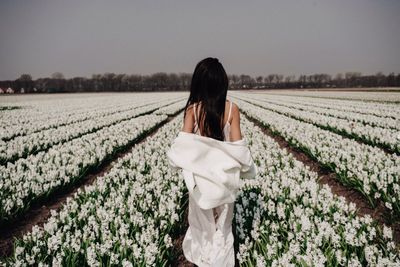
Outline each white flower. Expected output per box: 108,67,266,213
383,225,393,239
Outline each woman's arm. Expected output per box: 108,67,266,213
182,105,195,133
229,103,242,141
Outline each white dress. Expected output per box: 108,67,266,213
182,99,235,267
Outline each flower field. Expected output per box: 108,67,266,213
0,91,399,266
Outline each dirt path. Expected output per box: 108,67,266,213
242,112,400,245
0,112,181,259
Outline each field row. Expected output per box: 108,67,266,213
1,94,185,140
0,114,169,223
232,92,400,120
2,113,186,266
2,111,399,266
155,99,188,115
233,95,399,154
232,97,400,217
234,93,400,130
256,90,400,103
235,116,399,266
0,98,183,164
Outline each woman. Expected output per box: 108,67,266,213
167,57,257,266
181,57,242,142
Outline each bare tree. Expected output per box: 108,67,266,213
101,73,116,91
19,74,32,81
51,72,65,79
284,75,296,83
276,74,284,84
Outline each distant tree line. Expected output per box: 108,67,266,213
1,71,399,93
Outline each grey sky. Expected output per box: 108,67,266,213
0,0,399,80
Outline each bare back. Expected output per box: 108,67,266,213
182,99,242,141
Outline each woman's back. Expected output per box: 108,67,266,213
192,99,234,141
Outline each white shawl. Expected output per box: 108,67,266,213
167,131,257,209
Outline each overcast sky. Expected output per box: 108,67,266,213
0,0,399,80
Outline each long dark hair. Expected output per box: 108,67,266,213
183,57,229,141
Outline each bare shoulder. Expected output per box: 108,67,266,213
228,102,242,140
231,102,239,112
231,102,240,117
185,104,194,115
186,103,195,110
182,104,195,132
